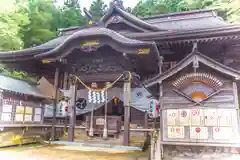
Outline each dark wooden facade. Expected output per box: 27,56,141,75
1,1,240,149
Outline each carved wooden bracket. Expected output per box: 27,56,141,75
68,74,77,85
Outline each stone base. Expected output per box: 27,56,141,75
163,145,240,160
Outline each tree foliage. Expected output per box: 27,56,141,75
132,0,240,23
89,0,107,21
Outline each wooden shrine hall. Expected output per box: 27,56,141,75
1,0,240,151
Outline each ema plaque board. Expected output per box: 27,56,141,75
204,109,218,126
24,115,32,121
167,109,178,125
213,127,233,140
15,114,24,121
2,104,12,113
190,127,208,139
16,106,25,114
217,109,234,126
1,113,11,121
167,126,184,139
190,108,202,126
179,109,190,126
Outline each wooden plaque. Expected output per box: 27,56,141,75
217,109,233,126
24,115,32,121
190,108,202,125
96,118,104,125
25,107,33,115
179,109,190,126
1,113,11,121
204,109,217,126
35,108,42,114
167,126,184,139
190,127,208,139
34,115,41,122
2,104,12,113
167,109,178,125
15,114,24,121
213,127,233,140
16,106,25,114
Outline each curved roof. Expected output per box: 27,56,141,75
100,5,167,31
143,9,227,31
34,27,158,58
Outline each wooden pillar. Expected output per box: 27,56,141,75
51,67,59,140
103,82,110,139
63,72,68,130
144,111,148,136
233,80,240,134
158,57,164,160
0,89,3,121
68,77,77,142
89,82,97,137
123,74,131,146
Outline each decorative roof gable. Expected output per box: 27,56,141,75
143,43,240,87
100,5,167,32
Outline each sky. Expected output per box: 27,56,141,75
79,0,140,9
0,0,140,13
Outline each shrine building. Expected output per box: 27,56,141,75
1,1,240,158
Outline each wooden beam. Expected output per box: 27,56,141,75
68,78,77,142
51,67,59,140
123,77,131,146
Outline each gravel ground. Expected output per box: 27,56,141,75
0,144,148,160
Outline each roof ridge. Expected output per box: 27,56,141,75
141,9,215,20
100,5,167,31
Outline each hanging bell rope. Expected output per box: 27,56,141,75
69,71,132,92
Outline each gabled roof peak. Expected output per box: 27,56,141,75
100,4,167,31
142,9,216,20
143,43,240,87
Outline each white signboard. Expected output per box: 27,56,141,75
190,108,202,125
167,126,184,139
167,109,178,125
16,106,25,114
1,113,11,121
217,109,233,126
25,107,33,114
2,104,12,113
179,109,190,126
96,118,104,125
15,114,24,121
204,109,217,126
190,127,208,139
213,127,233,140
35,108,42,114
24,115,32,121
34,115,41,122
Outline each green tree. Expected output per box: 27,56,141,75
132,0,240,23
0,2,29,51
21,0,58,48
88,0,107,21
58,0,86,28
